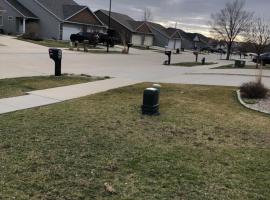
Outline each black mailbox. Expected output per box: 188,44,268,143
164,50,172,65
141,88,160,115
49,48,62,76
202,57,206,65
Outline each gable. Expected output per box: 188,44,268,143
68,8,102,26
5,0,38,19
136,23,152,34
36,0,77,19
171,31,182,39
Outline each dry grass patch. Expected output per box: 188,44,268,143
0,84,269,199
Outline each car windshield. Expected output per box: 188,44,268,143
261,53,270,57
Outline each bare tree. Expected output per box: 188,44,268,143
143,8,153,22
210,0,253,60
245,18,270,68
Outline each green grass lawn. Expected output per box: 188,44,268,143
213,64,270,69
171,62,217,67
0,75,107,98
0,83,269,199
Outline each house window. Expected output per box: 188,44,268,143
8,16,13,21
0,15,3,26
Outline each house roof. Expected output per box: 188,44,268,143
128,21,153,34
6,0,38,19
146,22,171,38
96,9,135,32
36,0,80,20
165,28,182,39
62,4,86,19
186,33,209,44
35,0,104,26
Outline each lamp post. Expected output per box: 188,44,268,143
107,0,112,53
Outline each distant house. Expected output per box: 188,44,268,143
0,0,106,40
0,5,5,32
144,23,182,50
95,9,154,47
186,33,209,50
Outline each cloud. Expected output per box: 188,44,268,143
76,0,270,36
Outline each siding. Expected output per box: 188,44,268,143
136,23,151,34
18,0,61,39
0,0,22,34
68,8,102,26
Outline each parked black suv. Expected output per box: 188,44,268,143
252,53,270,65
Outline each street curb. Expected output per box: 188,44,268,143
236,90,270,115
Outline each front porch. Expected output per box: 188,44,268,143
16,17,39,35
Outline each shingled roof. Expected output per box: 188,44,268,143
6,0,38,19
62,4,85,19
146,22,171,38
165,28,182,39
36,0,82,20
96,9,136,32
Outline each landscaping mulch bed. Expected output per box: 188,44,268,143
242,94,270,114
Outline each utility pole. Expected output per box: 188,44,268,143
107,0,112,53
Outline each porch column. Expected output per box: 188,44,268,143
22,18,26,34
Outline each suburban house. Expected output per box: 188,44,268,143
0,0,106,40
144,22,183,50
186,33,209,50
95,9,154,47
0,5,5,32
165,27,196,50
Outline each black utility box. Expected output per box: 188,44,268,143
142,88,160,115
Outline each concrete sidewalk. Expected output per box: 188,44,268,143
0,78,140,115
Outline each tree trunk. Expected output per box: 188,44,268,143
226,43,232,60
256,54,260,69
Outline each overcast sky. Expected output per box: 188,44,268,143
76,0,270,36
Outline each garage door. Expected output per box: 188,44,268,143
62,24,82,40
168,39,181,50
143,35,153,46
175,40,181,49
132,34,142,46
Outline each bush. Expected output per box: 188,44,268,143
240,81,269,99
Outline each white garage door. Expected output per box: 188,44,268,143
168,39,181,50
168,40,175,49
62,24,82,41
144,35,153,46
132,34,142,46
175,40,181,49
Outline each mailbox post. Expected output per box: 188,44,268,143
49,48,62,76
164,50,172,65
201,57,206,65
127,43,133,53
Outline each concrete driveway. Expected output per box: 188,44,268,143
1,35,270,87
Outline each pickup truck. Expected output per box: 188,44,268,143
70,32,99,46
70,30,121,47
